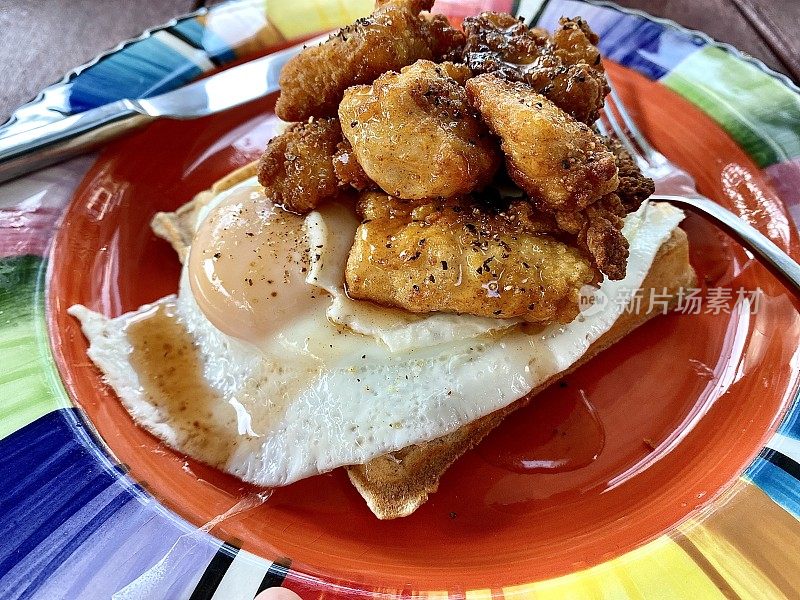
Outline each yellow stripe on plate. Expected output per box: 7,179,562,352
501,536,726,599
678,480,800,599
267,0,373,40
465,589,493,600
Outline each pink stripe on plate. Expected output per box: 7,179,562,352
765,157,800,231
0,156,94,258
434,0,513,18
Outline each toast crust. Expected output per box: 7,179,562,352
346,227,697,519
150,165,696,520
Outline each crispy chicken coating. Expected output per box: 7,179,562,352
345,192,599,323
463,13,608,123
466,74,618,212
552,139,653,279
257,117,345,214
339,61,501,200
606,137,655,212
553,194,629,280
333,138,376,192
275,0,465,122
466,74,643,279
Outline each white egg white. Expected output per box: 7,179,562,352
70,177,685,486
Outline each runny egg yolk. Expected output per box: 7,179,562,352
188,185,313,344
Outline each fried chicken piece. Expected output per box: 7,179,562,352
333,139,376,192
466,74,638,279
551,139,652,279
346,192,599,323
606,137,655,211
463,13,608,123
257,117,345,213
466,74,618,212
275,0,465,122
339,61,501,200
553,194,629,280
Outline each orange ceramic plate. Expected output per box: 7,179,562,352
47,60,800,591
3,1,800,597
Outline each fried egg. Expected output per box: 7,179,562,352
70,176,684,487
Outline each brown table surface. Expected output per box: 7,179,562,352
0,0,798,124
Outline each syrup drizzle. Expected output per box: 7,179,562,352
478,388,605,474
126,302,239,466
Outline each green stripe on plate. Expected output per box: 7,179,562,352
662,46,800,169
0,256,71,440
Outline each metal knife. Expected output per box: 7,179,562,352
0,34,327,184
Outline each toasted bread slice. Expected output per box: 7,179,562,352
152,164,696,520
346,227,696,519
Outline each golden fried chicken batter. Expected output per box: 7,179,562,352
346,192,599,323
606,137,655,212
550,140,653,279
466,74,617,212
275,0,465,122
333,138,376,192
553,194,629,280
463,13,608,124
339,61,501,200
257,117,345,213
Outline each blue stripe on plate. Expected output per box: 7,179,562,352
170,17,238,64
778,393,800,440
67,33,205,112
746,452,800,519
0,408,220,598
535,0,705,80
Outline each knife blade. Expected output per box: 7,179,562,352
0,34,328,184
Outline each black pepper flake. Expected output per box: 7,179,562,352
429,274,435,283
246,278,253,286
350,120,357,128
412,284,420,292
245,232,254,237
522,262,530,269
562,159,571,170
409,251,421,261
528,303,536,310
441,261,448,270
213,252,221,259
493,309,502,315
559,380,569,388
449,511,457,519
